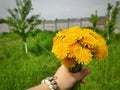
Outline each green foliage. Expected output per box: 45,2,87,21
0,19,7,23
6,0,41,54
89,10,99,30
0,30,120,90
0,30,59,90
105,1,120,40
28,30,56,56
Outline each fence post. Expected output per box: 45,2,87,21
67,18,70,28
43,19,46,30
55,18,58,31
80,18,82,27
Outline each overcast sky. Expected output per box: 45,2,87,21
0,0,119,20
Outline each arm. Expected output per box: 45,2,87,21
27,83,50,90
28,65,90,90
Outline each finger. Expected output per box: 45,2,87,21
73,69,91,81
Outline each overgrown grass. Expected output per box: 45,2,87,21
0,30,120,90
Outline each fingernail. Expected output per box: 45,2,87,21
84,69,90,74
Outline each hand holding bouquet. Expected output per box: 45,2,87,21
51,26,108,90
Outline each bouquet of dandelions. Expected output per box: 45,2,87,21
51,26,108,90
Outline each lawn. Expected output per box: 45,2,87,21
0,30,120,90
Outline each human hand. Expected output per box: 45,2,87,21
54,65,91,90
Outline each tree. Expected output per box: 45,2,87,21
89,10,99,31
105,1,120,40
6,0,41,54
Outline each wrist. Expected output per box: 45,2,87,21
41,76,58,90
55,78,61,90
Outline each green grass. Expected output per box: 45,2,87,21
0,30,120,90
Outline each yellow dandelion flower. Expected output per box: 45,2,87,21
75,48,92,65
95,42,108,61
81,34,97,48
55,29,68,38
68,43,82,58
68,26,82,32
53,37,62,44
83,28,106,44
52,42,69,59
83,28,97,37
94,33,105,41
75,30,86,40
62,34,78,45
61,58,76,68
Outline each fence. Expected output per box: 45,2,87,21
0,16,113,33
0,24,9,33
38,16,106,31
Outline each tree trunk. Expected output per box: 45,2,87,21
106,25,110,40
107,33,110,40
24,41,28,54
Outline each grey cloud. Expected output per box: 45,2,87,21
0,0,119,19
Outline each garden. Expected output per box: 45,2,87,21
0,30,120,90
0,0,120,90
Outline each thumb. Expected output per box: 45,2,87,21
73,69,91,82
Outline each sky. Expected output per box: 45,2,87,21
0,0,119,20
